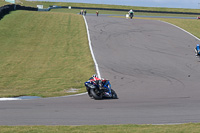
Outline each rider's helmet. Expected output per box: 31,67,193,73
197,44,200,50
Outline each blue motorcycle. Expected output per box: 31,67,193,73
84,79,118,100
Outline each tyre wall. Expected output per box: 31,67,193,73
0,4,38,20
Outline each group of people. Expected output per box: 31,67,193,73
80,10,99,16
80,10,87,16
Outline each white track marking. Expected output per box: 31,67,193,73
0,93,89,101
0,98,21,101
159,20,200,41
83,16,101,78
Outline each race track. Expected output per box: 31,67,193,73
0,16,200,125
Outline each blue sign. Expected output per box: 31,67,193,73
5,0,15,4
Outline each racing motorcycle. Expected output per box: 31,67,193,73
84,79,118,100
129,13,134,19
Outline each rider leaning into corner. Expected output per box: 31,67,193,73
195,44,200,56
89,74,112,96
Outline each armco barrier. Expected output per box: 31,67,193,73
0,4,14,20
0,4,38,20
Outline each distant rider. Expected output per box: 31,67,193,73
128,9,134,19
195,44,200,56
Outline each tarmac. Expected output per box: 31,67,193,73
0,16,200,125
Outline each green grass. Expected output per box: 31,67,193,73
0,0,9,6
0,11,94,97
1,123,200,133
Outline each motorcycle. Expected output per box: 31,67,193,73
129,13,134,19
84,79,118,100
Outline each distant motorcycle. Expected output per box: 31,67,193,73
84,79,118,100
129,13,134,19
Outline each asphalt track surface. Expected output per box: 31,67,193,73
1,16,200,125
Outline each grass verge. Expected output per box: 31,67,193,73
0,0,9,6
0,11,94,97
0,123,200,133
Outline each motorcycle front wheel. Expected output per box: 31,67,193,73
90,88,103,100
111,89,118,99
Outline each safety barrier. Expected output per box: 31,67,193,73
0,4,38,20
0,4,14,20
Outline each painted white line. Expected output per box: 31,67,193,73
49,92,88,99
83,16,101,78
159,20,200,41
0,93,88,101
0,98,21,101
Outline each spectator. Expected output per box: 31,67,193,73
96,11,99,16
84,9,87,16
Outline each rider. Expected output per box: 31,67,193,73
89,74,112,96
128,9,134,19
195,44,200,56
89,74,101,82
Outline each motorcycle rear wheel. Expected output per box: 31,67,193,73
90,88,103,100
